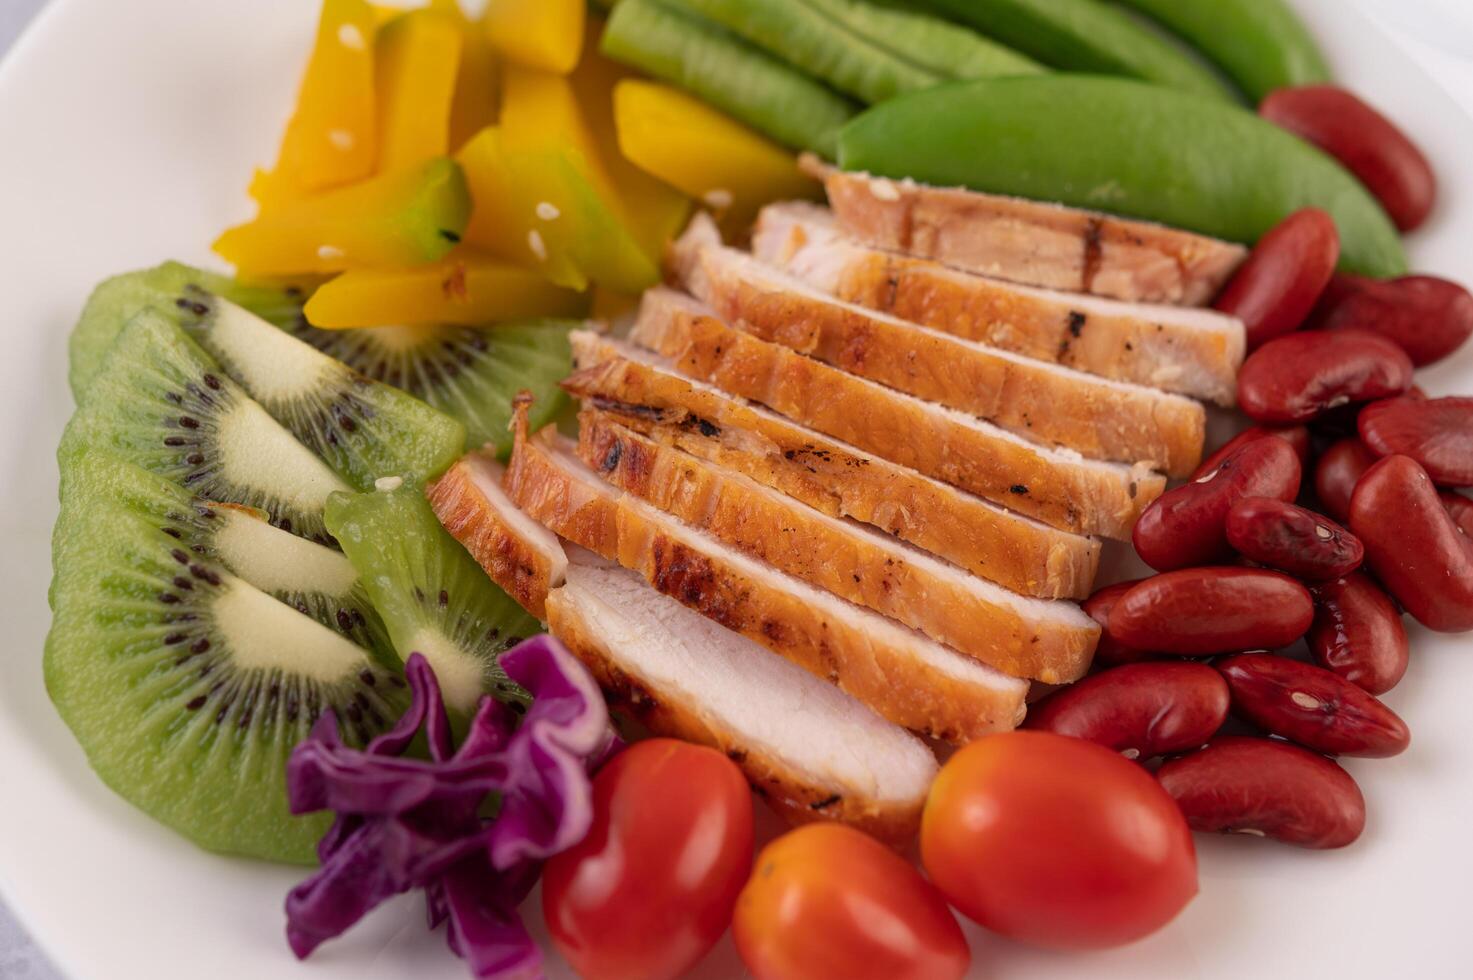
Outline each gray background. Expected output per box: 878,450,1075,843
1,0,58,972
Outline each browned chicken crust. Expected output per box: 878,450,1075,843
577,411,1097,682
809,157,1246,306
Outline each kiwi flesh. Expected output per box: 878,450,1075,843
62,309,351,543
324,480,541,717
282,319,577,458
70,264,468,489
57,449,393,659
46,485,407,864
70,262,304,401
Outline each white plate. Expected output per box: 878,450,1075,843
2,1,1472,977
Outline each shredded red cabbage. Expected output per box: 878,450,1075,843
284,636,617,978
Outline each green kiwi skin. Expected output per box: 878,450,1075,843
56,448,395,660
62,310,351,543
70,261,303,402
324,482,541,719
70,264,468,489
46,494,407,864
283,320,576,458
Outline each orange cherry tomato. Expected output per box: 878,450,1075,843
921,730,1197,951
733,823,969,980
541,739,754,980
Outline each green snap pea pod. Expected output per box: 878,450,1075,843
837,76,1406,277
601,0,858,157
665,0,943,104
802,0,1045,81
924,0,1237,102
1113,0,1331,103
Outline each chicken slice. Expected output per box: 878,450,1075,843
576,410,1098,682
753,201,1245,405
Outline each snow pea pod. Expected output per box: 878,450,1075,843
808,0,1043,81
601,0,857,157
924,0,1236,102
1115,0,1331,103
837,76,1406,277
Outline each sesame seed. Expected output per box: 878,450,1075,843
327,129,355,151
317,244,345,261
535,201,560,221
527,229,548,261
374,475,404,492
702,188,734,210
869,178,900,201
337,24,365,50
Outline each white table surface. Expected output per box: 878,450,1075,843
0,1,1470,978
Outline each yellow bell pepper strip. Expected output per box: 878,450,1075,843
429,0,500,150
483,0,584,74
303,249,587,328
215,157,471,278
569,24,691,262
375,9,462,172
250,0,377,205
457,127,658,293
613,79,819,233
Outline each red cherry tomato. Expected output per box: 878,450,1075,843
542,739,754,980
921,731,1198,951
1214,208,1340,350
733,823,969,980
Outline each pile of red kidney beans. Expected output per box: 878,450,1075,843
1027,84,1473,852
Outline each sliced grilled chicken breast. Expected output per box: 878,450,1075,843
506,408,1030,742
805,156,1246,306
622,294,1163,538
548,560,939,843
670,219,1205,475
577,411,1098,682
427,451,566,620
563,334,1101,597
753,202,1245,405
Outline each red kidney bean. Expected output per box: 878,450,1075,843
1443,491,1473,537
1156,736,1365,848
1083,580,1158,666
1260,85,1437,232
1191,425,1311,481
1309,573,1409,695
1025,662,1229,760
1313,438,1379,523
1350,455,1473,632
1132,438,1302,571
1213,208,1338,350
1238,329,1413,424
1225,497,1363,580
1317,274,1473,367
1109,567,1314,656
1359,396,1473,487
1216,653,1409,758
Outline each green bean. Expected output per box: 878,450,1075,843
600,0,858,156
838,76,1405,277
802,0,1044,81
1114,0,1330,103
666,0,943,104
925,0,1237,102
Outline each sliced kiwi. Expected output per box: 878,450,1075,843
324,480,541,716
70,261,304,401
281,319,576,457
61,309,351,543
57,448,393,658
46,490,407,864
70,263,468,488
